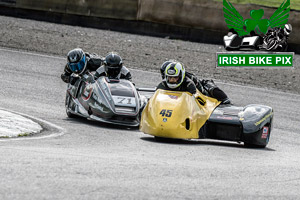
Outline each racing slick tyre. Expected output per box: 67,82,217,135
66,109,77,118
65,95,77,118
266,39,278,51
244,142,267,148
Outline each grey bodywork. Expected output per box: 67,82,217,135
65,75,147,127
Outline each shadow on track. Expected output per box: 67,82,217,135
140,136,276,151
62,117,139,131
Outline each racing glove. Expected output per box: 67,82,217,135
61,74,70,83
70,76,79,85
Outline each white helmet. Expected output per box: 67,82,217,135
284,24,292,36
165,62,185,89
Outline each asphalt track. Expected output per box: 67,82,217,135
0,48,300,199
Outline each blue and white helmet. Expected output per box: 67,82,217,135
165,62,185,89
67,48,87,74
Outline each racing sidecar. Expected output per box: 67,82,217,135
140,89,273,148
65,74,147,127
224,34,262,50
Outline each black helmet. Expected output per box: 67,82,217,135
160,60,177,79
67,48,87,74
104,52,123,78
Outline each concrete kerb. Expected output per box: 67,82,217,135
0,109,42,138
0,108,65,140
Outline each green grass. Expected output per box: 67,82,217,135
0,133,33,138
216,0,300,11
17,133,31,137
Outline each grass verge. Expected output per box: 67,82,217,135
215,0,300,11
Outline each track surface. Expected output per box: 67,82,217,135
0,47,300,199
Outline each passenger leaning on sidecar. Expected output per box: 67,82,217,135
157,61,197,94
160,60,231,104
93,52,132,81
61,48,103,84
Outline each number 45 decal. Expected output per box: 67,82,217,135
159,109,173,117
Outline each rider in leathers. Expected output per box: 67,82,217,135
160,60,231,104
61,48,103,84
261,24,292,51
157,61,197,94
61,49,131,84
94,52,132,81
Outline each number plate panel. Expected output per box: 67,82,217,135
112,96,136,107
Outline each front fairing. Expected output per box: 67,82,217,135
140,89,220,139
78,78,112,117
79,77,140,118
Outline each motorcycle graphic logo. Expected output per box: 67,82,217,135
223,0,292,52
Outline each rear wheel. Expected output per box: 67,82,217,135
244,142,266,148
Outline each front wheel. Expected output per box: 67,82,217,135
65,94,77,118
66,109,77,118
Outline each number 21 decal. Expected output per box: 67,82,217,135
159,109,173,117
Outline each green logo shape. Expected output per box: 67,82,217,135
223,0,290,36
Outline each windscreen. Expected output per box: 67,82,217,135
109,81,135,97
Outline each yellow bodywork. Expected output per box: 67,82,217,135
139,89,221,139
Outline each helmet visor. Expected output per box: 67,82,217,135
68,55,86,73
167,76,180,84
106,66,121,79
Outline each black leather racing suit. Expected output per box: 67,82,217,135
186,72,230,104
160,66,230,103
94,65,132,81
